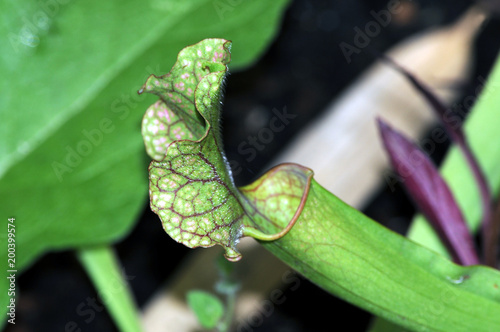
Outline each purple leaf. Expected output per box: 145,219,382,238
378,118,479,266
380,55,494,265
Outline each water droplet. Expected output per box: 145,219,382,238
446,276,465,284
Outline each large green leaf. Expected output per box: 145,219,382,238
0,0,290,325
0,0,290,272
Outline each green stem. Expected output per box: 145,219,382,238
215,256,240,332
217,288,237,332
77,246,142,332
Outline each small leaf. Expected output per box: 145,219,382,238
187,290,225,329
377,118,479,265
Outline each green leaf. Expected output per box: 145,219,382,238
0,0,290,327
0,0,290,272
187,290,225,329
141,39,307,261
77,246,142,332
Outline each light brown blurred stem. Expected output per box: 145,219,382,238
141,7,486,332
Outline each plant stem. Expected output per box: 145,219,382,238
217,286,237,332
77,245,142,332
215,256,240,332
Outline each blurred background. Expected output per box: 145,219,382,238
3,0,500,331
